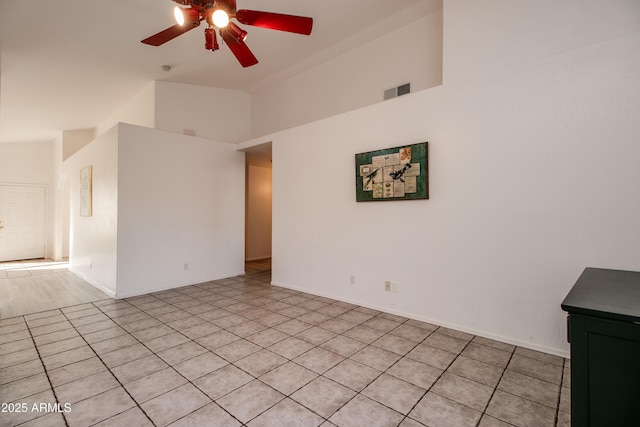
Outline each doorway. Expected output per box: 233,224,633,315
243,142,272,274
0,184,46,262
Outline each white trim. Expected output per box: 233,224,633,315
271,279,570,359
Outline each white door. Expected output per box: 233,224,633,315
0,185,46,262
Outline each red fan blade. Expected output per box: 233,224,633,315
221,30,258,67
235,10,313,35
141,21,201,46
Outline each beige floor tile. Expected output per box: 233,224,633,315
47,357,107,387
194,364,254,400
0,359,45,386
41,345,95,371
0,372,51,401
75,326,126,344
321,335,367,358
362,317,401,333
0,389,58,426
387,357,443,389
216,380,285,423
169,402,241,427
497,370,561,408
92,407,154,427
259,361,318,395
431,372,493,412
410,392,482,427
485,389,556,427
423,333,468,354
0,337,34,356
461,343,512,368
111,354,168,384
507,354,563,385
293,347,344,374
144,331,191,353
389,324,433,342
235,349,287,377
362,373,426,414
65,387,136,427
268,337,314,359
248,397,324,427
54,370,120,404
37,336,87,357
124,367,188,403
324,359,381,392
295,326,337,346
351,345,401,371
215,339,262,362
273,319,313,335
157,340,209,365
18,411,67,427
472,336,516,353
142,383,211,426
447,355,504,388
180,322,222,340
196,330,241,350
319,318,357,334
406,343,457,370
173,351,228,381
290,376,355,418
0,346,39,369
129,324,174,341
101,343,153,368
371,333,417,355
32,328,79,347
90,334,139,355
329,394,403,427
246,327,289,347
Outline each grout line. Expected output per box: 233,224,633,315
3,268,568,427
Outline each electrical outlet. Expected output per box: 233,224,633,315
385,281,392,292
350,275,356,285
184,263,189,271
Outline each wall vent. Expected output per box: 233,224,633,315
384,82,411,100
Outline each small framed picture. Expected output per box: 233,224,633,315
80,165,92,217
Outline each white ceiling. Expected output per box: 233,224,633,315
0,0,441,144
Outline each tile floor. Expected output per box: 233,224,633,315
0,268,571,427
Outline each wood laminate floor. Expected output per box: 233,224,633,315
0,259,111,318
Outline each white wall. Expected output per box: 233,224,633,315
62,128,96,161
96,82,156,137
116,124,245,297
154,81,251,143
0,140,55,259
250,6,443,138
63,126,119,296
246,165,272,261
246,0,640,356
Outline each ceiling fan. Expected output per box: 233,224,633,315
141,0,313,68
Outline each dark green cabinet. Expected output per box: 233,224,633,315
562,268,640,427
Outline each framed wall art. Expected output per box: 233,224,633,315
355,142,428,202
80,165,92,217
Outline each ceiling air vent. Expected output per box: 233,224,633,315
384,82,411,100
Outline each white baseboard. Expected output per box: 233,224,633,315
271,279,570,359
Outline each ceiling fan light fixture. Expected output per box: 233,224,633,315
174,6,199,26
212,10,230,28
227,22,248,41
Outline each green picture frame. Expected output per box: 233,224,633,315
355,142,428,202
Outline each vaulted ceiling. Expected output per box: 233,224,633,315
0,0,441,144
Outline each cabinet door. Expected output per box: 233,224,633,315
570,313,640,427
